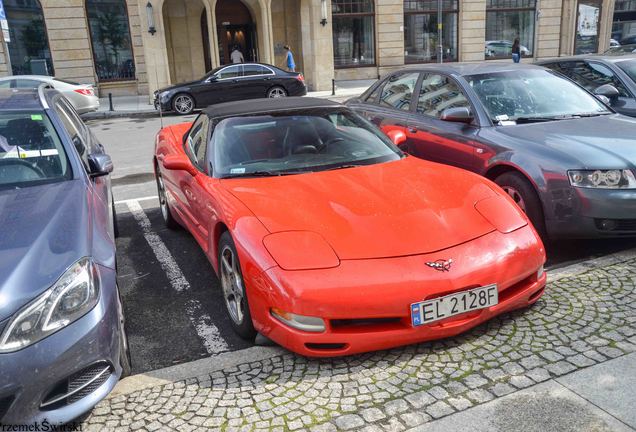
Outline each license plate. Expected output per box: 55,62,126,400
411,284,498,326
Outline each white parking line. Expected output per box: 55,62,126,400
126,200,229,355
115,195,157,205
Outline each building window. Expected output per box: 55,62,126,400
612,0,636,45
4,0,54,75
332,0,375,68
86,0,136,81
485,0,536,59
404,0,458,63
574,0,602,54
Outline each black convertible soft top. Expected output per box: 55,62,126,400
202,97,342,119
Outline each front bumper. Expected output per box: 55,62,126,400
248,226,546,357
545,185,636,238
0,266,122,425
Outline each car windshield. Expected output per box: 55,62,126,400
212,109,403,178
465,69,611,124
617,59,636,82
0,111,71,189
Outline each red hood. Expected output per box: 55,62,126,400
222,157,497,259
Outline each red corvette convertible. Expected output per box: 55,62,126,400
153,97,547,357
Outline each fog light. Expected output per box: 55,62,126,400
597,219,617,231
271,308,325,332
537,265,545,280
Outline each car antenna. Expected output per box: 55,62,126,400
154,53,163,129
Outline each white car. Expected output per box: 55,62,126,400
485,40,531,57
0,75,99,114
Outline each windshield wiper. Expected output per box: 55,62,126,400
513,116,570,124
322,164,366,172
571,112,611,117
222,170,304,178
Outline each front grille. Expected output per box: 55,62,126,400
305,343,347,351
0,395,15,422
41,362,112,410
595,218,636,232
331,317,402,329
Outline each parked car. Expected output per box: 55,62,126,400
604,44,636,55
153,63,307,115
0,75,99,114
538,54,636,117
346,63,636,240
621,34,636,45
485,40,530,58
153,97,546,357
0,85,128,424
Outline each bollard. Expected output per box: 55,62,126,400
332,79,335,96
108,93,114,111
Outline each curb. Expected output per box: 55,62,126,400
111,248,636,397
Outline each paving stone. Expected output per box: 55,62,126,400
400,412,430,427
405,391,436,409
360,407,386,422
425,401,454,419
334,414,365,430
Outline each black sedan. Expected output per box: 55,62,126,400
537,54,636,117
154,63,307,115
346,63,636,240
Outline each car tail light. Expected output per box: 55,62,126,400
74,88,94,96
296,73,305,83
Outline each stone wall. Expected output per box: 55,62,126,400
460,0,487,61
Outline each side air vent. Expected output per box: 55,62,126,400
41,362,112,410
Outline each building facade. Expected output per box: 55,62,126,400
0,0,630,97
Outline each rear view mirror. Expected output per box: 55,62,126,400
594,84,620,100
385,129,407,146
440,107,474,124
162,153,198,176
88,153,113,177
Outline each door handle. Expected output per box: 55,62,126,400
407,126,418,133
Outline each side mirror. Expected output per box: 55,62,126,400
385,129,407,146
206,75,218,83
440,107,474,124
594,84,620,100
162,153,198,176
88,153,113,177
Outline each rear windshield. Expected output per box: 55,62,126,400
617,59,636,83
54,78,81,86
0,111,72,189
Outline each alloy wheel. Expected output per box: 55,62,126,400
502,186,527,213
174,95,193,114
268,87,287,98
157,175,169,221
220,245,246,325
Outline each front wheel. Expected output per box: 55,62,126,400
495,172,547,238
218,232,256,340
172,93,195,115
267,86,288,98
156,172,179,230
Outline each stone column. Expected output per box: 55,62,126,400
376,0,404,76
300,0,334,91
598,0,615,52
207,0,220,68
258,0,274,63
536,0,564,59
459,0,487,61
41,0,96,84
138,0,172,99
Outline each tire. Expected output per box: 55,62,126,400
267,86,288,98
218,231,257,340
494,172,547,238
156,172,179,230
117,293,132,377
172,93,195,115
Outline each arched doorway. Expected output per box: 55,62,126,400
163,0,210,83
215,0,257,65
4,0,54,75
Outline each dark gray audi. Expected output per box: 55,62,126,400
346,63,636,239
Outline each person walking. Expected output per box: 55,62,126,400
231,45,244,64
284,45,295,72
512,38,521,63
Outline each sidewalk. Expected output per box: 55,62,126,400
78,248,636,431
84,79,375,120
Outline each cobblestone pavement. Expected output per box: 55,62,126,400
82,257,636,431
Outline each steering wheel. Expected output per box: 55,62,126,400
0,158,46,183
317,137,345,153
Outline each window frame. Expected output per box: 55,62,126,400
332,0,377,69
183,114,211,174
485,0,537,60
412,72,475,122
85,0,137,82
214,65,244,81
52,98,91,171
378,71,421,111
403,0,459,64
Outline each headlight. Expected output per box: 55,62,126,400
568,169,636,189
0,258,100,353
